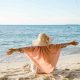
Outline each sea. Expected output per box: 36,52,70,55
0,25,80,62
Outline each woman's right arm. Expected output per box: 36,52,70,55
56,41,79,48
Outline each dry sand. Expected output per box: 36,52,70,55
0,53,80,80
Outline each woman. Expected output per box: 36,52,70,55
7,33,78,74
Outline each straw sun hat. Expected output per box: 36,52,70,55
32,33,53,46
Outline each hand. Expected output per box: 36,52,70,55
6,48,16,55
70,41,79,46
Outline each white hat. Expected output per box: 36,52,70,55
32,33,53,46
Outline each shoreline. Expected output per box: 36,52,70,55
0,46,80,62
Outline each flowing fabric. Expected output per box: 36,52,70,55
21,44,62,73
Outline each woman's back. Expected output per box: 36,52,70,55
22,44,61,73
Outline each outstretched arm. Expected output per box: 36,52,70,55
57,41,79,48
6,46,35,55
6,48,24,55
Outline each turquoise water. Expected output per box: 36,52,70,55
0,25,80,56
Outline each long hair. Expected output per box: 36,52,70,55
37,33,52,63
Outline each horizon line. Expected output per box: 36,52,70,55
0,24,80,26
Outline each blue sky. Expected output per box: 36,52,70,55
0,0,80,25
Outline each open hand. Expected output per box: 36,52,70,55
6,48,16,55
70,41,79,46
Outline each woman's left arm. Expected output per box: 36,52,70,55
6,46,35,55
6,48,23,55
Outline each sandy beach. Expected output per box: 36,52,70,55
0,48,80,80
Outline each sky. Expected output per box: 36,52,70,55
0,0,80,25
